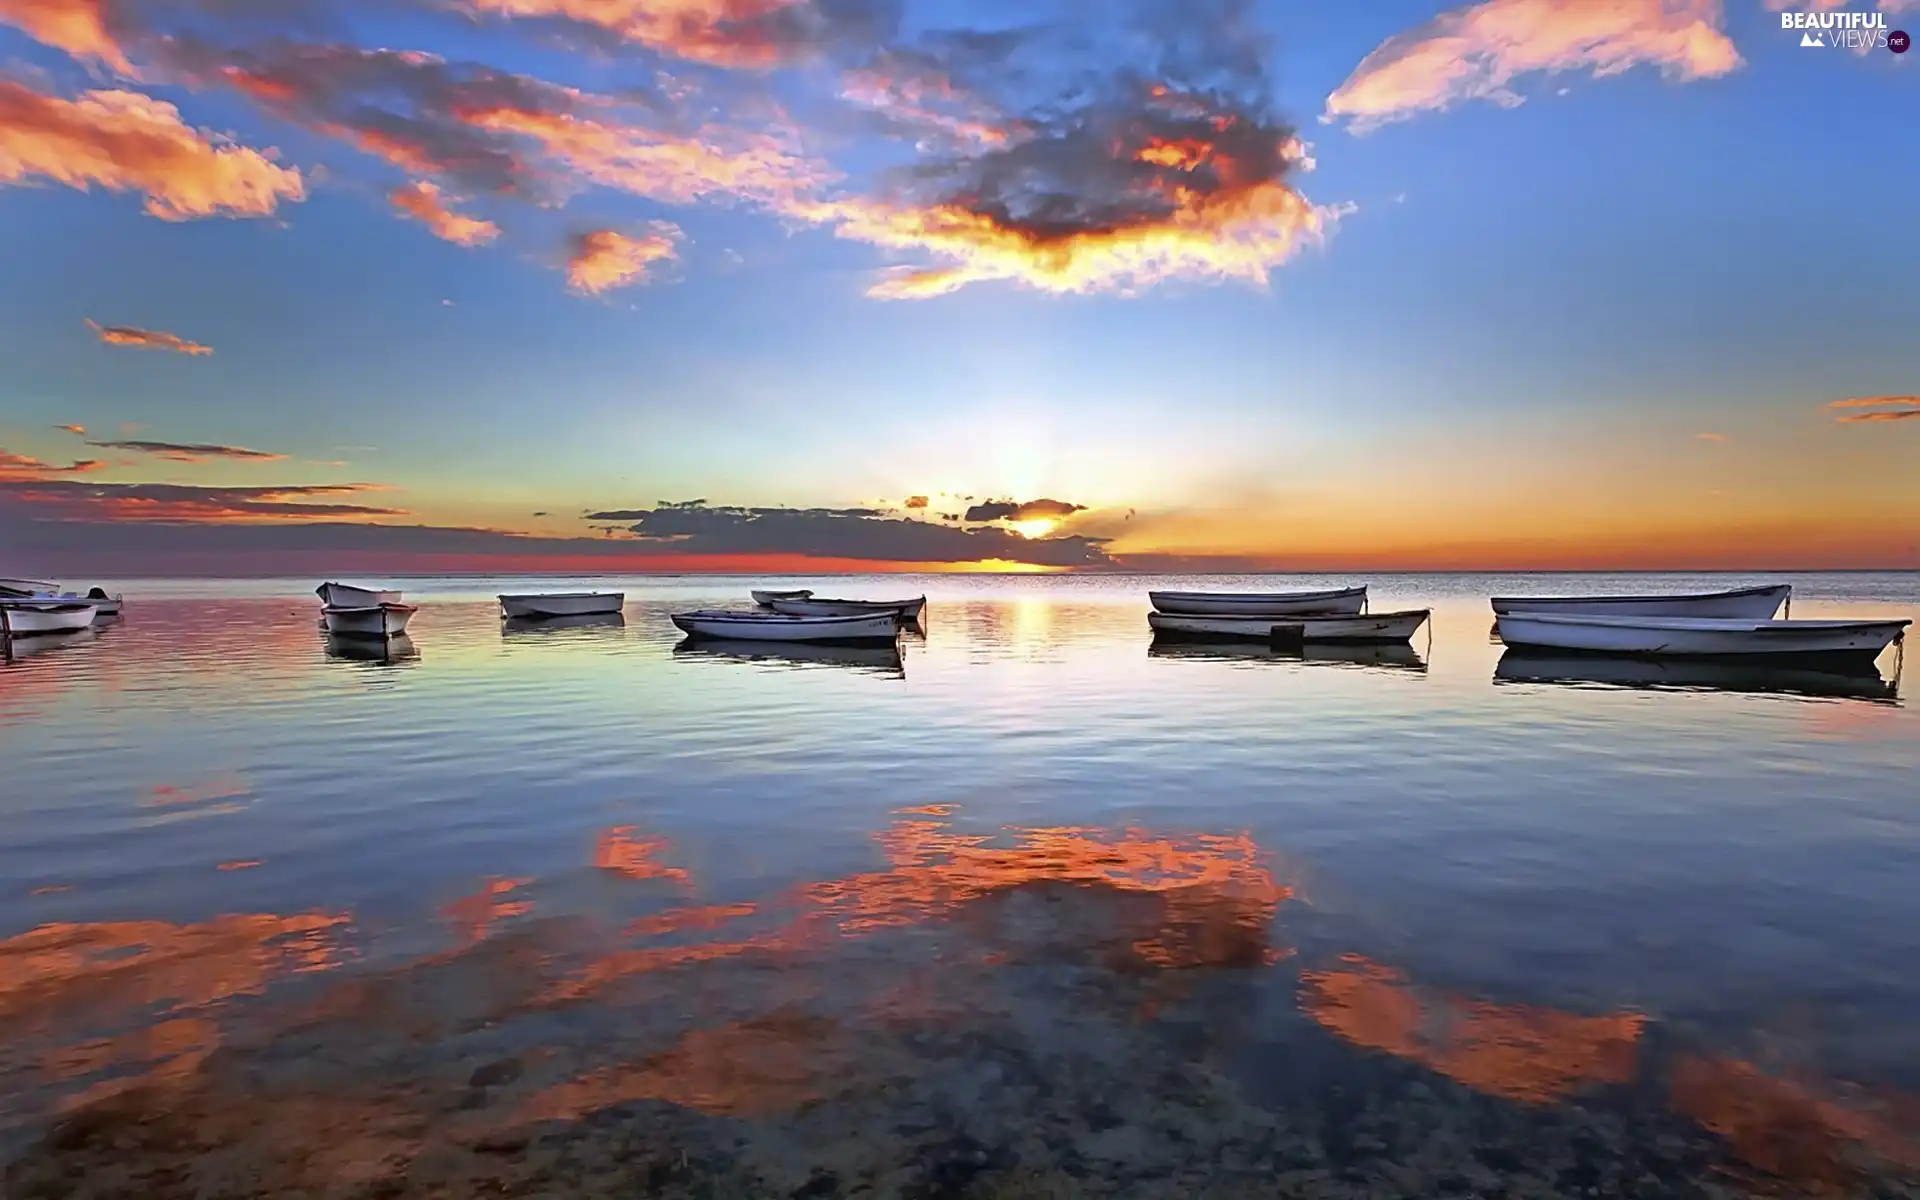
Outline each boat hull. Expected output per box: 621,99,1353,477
671,610,900,644
1149,609,1429,643
751,589,814,606
317,582,403,607
498,592,624,619
1148,587,1366,617
1494,613,1908,662
0,603,99,635
769,596,927,620
1490,584,1789,619
320,604,417,638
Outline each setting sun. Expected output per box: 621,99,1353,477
1009,518,1059,539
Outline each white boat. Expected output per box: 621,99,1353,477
1494,613,1908,662
498,592,624,619
0,601,100,636
1148,587,1367,617
751,588,814,606
0,581,122,617
671,609,900,644
1493,650,1895,701
769,595,927,620
320,603,417,638
1148,609,1429,643
1490,583,1789,619
316,581,404,607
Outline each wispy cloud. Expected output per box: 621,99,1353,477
0,448,106,482
54,423,87,436
0,479,405,522
452,0,881,68
1694,432,1727,442
566,225,682,293
388,180,499,246
84,318,214,354
1827,395,1920,423
0,80,305,219
1324,0,1741,131
86,439,287,463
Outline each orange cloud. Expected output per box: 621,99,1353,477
0,80,304,219
84,319,213,354
1827,395,1920,423
457,0,816,67
54,423,86,435
0,449,106,481
0,0,133,74
1695,432,1727,442
565,225,681,293
1836,409,1920,423
838,63,1011,147
387,180,499,246
1324,0,1741,130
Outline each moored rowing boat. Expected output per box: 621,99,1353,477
1148,587,1366,617
1494,613,1907,662
769,596,927,620
1148,609,1429,643
1490,584,1790,619
321,603,417,638
498,592,624,619
317,581,403,607
671,609,901,644
751,588,814,606
0,601,99,636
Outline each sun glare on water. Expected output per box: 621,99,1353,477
1009,518,1058,539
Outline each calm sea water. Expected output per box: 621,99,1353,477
3,573,1916,1197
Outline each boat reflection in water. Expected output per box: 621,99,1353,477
672,636,905,678
1,626,99,661
1493,648,1899,702
1148,638,1428,674
501,612,627,637
322,631,419,666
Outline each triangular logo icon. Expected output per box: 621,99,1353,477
1800,30,1824,46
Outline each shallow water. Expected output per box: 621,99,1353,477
2,573,1916,1197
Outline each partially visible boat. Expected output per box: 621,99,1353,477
498,592,624,619
316,581,403,607
1148,587,1366,617
673,637,905,676
751,588,814,607
1494,613,1908,663
320,603,417,638
0,581,122,617
1148,609,1429,643
0,601,99,636
1490,584,1790,619
325,632,419,664
671,610,900,644
1493,650,1896,701
769,596,927,620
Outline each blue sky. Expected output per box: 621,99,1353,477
1,0,1915,573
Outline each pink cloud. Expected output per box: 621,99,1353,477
0,0,133,74
388,180,500,246
565,225,682,293
1325,0,1742,131
0,80,305,219
85,318,213,354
